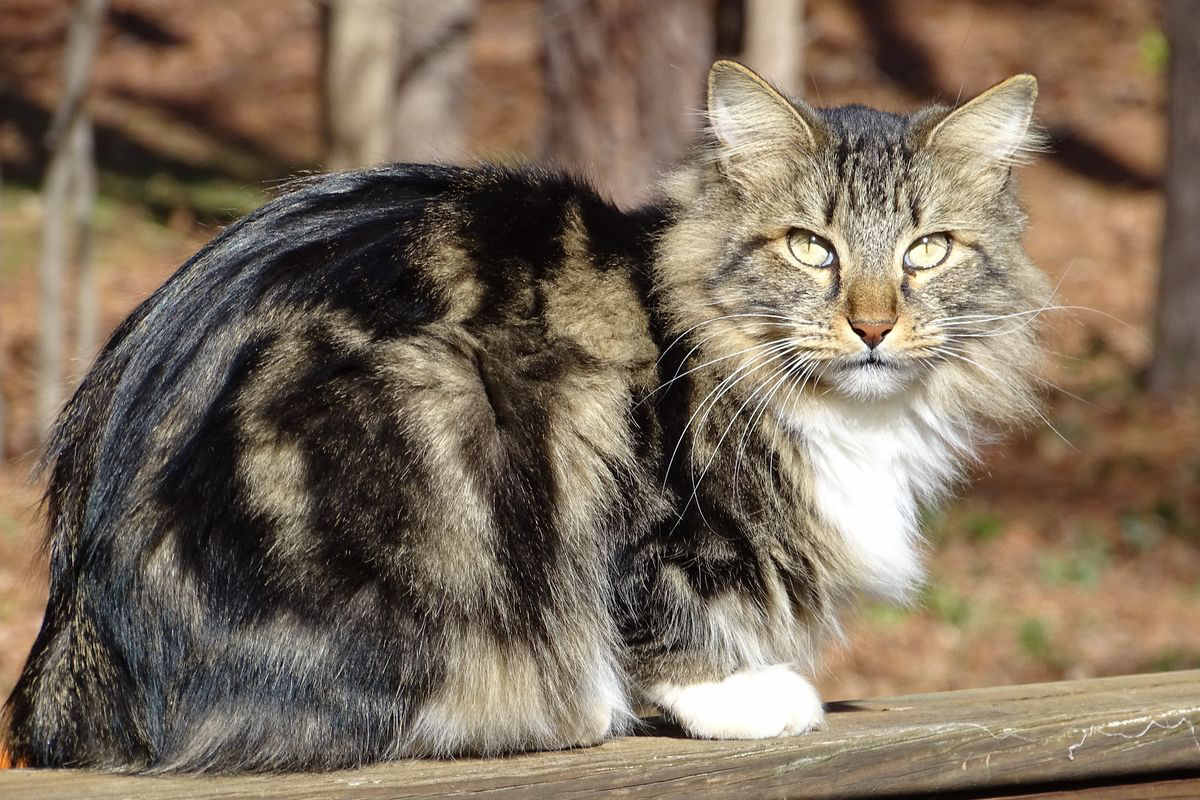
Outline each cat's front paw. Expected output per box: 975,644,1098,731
645,664,825,739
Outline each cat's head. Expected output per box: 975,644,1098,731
657,60,1050,424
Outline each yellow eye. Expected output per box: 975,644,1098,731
786,229,836,268
904,233,952,269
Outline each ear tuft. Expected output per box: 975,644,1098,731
927,74,1046,167
707,60,817,161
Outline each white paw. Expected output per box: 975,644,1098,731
645,665,825,739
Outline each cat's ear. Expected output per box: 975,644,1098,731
925,74,1046,167
707,60,821,183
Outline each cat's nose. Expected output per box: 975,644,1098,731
848,318,894,349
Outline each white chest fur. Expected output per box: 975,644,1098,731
792,394,966,601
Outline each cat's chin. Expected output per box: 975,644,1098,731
826,359,916,400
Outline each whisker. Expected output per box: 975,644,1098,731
661,341,795,492
655,312,822,367
679,346,800,531
753,355,823,504
638,336,792,408
934,341,1092,406
930,345,1076,449
732,355,815,509
932,304,1131,330
655,313,796,367
932,260,1075,331
685,353,805,523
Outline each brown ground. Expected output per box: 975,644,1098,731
1,0,1196,710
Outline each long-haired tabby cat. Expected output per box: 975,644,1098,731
2,61,1048,773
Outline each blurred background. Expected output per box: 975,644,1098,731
0,0,1197,703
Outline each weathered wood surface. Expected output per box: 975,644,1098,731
3,670,1198,799
995,776,1200,799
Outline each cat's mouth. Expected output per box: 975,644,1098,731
847,352,900,370
825,352,916,398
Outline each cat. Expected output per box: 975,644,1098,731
1,60,1048,773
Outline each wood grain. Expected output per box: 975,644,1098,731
3,670,1199,799
990,776,1200,799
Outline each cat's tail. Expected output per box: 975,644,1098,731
1,706,16,768
0,730,27,769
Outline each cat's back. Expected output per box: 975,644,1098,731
158,162,665,348
52,162,668,520
47,162,673,598
6,163,672,771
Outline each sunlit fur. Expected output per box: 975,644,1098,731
2,62,1048,773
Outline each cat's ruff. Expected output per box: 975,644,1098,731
795,389,968,603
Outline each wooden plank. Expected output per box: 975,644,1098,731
2,670,1198,799
985,776,1200,799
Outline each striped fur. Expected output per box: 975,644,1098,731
2,63,1048,772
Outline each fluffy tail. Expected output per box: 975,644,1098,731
0,741,26,769
1,711,21,768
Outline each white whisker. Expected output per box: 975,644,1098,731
732,355,816,510
930,345,1076,449
661,341,796,492
655,313,818,366
934,341,1092,406
639,335,791,408
684,353,805,524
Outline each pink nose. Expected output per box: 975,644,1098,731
849,318,894,349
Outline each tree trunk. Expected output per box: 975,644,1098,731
1148,0,1200,394
0,161,5,466
322,0,399,169
37,0,106,442
73,116,98,373
322,0,474,169
541,0,715,208
390,0,475,163
742,0,805,95
38,130,70,443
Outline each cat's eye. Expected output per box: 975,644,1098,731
786,229,837,268
904,233,952,270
